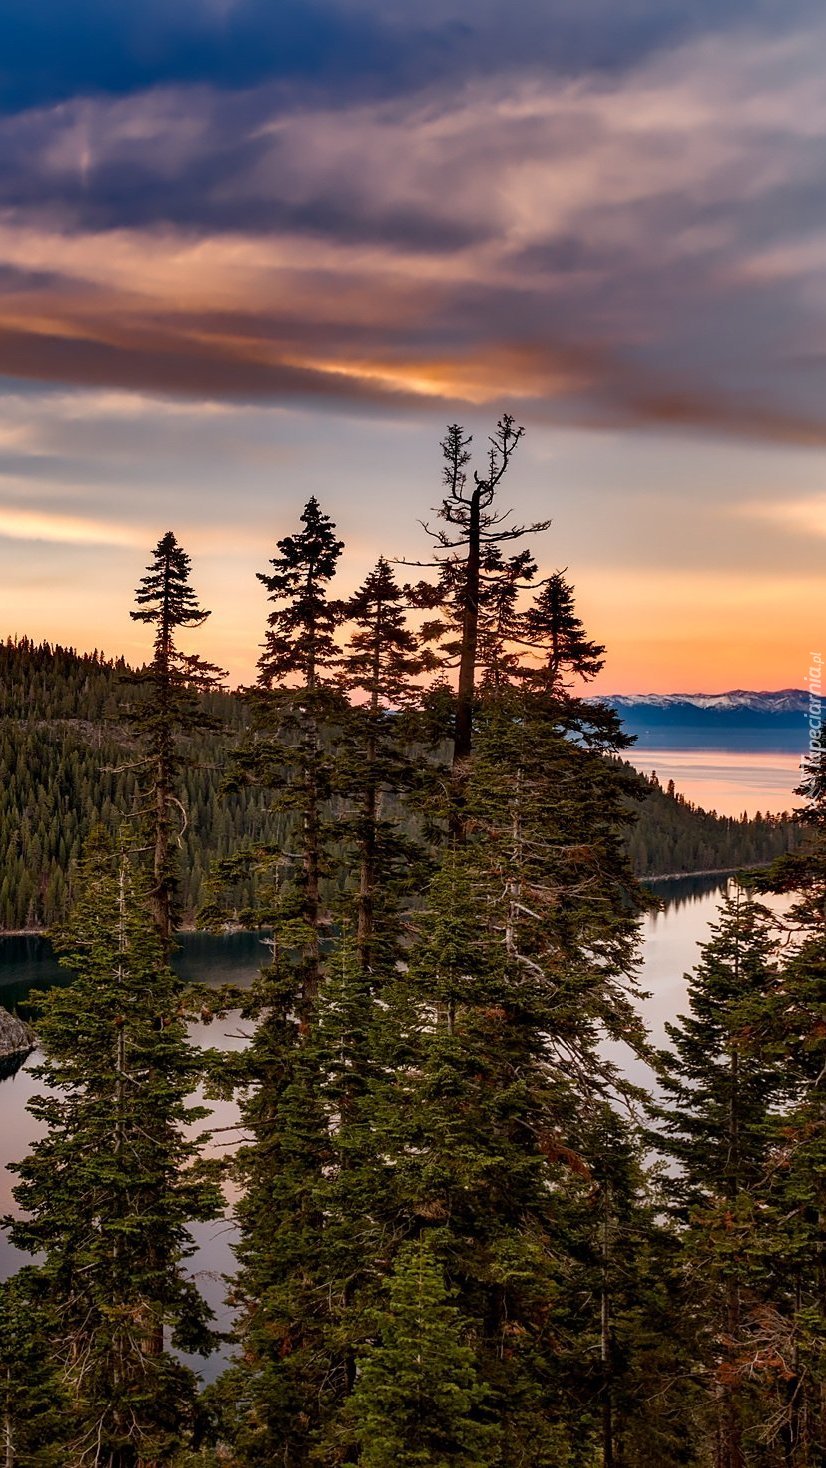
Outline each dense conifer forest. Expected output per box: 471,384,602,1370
0,419,822,1467
0,636,800,931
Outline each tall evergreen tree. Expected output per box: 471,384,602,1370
351,674,648,1464
246,495,346,1017
748,734,826,1463
4,833,223,1467
214,501,351,1462
345,1239,500,1468
655,888,797,1467
338,556,428,975
129,531,224,951
474,546,538,690
220,973,334,1465
0,1272,70,1467
404,418,549,768
553,1104,704,1468
521,569,605,692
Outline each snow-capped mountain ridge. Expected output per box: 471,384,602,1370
599,690,808,714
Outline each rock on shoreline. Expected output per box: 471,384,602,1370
0,1004,35,1061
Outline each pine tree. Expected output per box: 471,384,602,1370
214,501,350,1462
655,889,791,1466
404,418,549,768
756,935,826,1466
363,843,578,1464
748,734,826,1463
361,725,646,1465
311,925,400,1449
552,1104,704,1468
314,553,648,1464
219,978,334,1465
338,556,427,975
4,834,223,1467
466,686,645,1057
0,1272,70,1466
521,570,605,692
240,496,347,1017
345,1239,500,1468
474,545,538,690
129,532,224,951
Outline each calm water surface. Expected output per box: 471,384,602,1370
0,930,267,1376
631,747,804,816
0,861,783,1378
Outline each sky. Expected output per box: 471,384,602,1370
0,0,824,691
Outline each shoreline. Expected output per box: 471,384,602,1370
0,922,205,939
0,867,768,937
642,863,770,884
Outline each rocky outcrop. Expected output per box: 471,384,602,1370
0,1004,34,1061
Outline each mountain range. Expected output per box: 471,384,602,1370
595,689,811,751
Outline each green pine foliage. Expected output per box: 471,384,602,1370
220,989,334,1464
345,1239,500,1468
654,728,826,1468
654,891,793,1462
212,500,354,1462
0,1271,71,1466
342,685,649,1465
754,933,826,1464
5,833,224,1464
0,636,130,721
128,531,226,949
220,496,349,1009
0,639,801,931
626,770,801,880
337,555,433,974
746,734,826,1461
0,640,279,930
521,569,606,692
0,418,821,1468
555,1106,704,1467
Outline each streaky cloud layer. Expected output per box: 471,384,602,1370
0,19,826,441
0,0,823,690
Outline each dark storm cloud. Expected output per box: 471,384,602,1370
0,1,388,111
0,83,496,250
0,2,824,446
0,318,431,410
1,0,815,113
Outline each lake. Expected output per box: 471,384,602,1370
631,747,804,817
0,930,266,1375
0,875,737,1378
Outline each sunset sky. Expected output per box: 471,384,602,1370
0,0,824,691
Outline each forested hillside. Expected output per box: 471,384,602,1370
626,770,800,877
0,638,276,929
0,638,801,929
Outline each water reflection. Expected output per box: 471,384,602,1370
0,881,771,1381
0,930,267,1379
631,747,802,817
644,872,729,912
0,928,270,1013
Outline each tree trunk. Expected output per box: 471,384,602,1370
302,721,323,1021
152,754,171,955
149,550,176,958
453,484,482,769
601,1184,614,1468
3,1384,13,1468
721,908,744,1468
357,745,377,976
358,619,382,975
